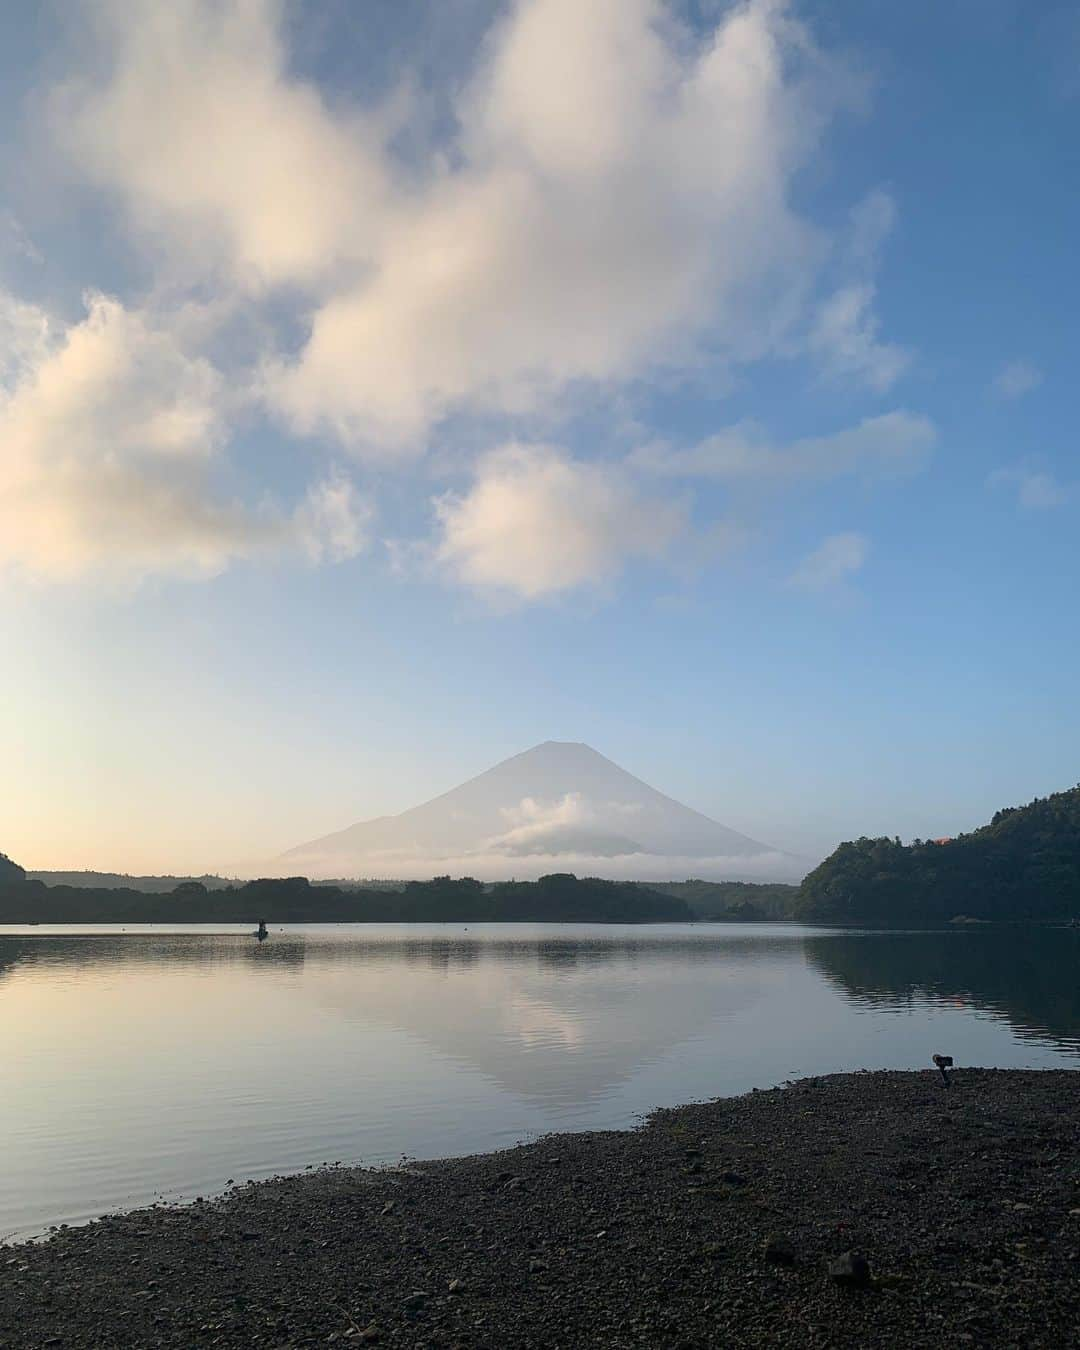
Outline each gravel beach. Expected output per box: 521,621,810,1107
2,1069,1078,1348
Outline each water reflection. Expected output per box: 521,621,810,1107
0,926,810,1108
0,926,811,979
806,926,1080,1053
1,923,1077,1242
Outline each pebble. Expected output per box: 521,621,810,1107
829,1251,872,1287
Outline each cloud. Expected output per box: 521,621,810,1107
988,466,1069,509
488,793,645,857
295,472,373,564
632,409,935,480
53,0,387,290
808,284,909,391
22,1,920,598
809,191,909,391
0,210,44,266
0,291,52,386
0,291,369,580
270,843,800,883
788,531,868,591
57,0,869,452
435,444,684,598
993,359,1043,399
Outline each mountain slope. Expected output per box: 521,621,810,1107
281,741,787,880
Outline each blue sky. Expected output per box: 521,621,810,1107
1,0,1077,873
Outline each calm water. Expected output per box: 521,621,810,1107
2,922,1078,1242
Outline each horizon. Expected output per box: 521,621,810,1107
3,1,1079,874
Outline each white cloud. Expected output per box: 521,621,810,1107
490,793,644,856
632,409,935,480
23,1,920,597
993,359,1043,399
988,466,1069,509
57,0,870,451
53,0,388,290
788,531,868,591
435,444,684,598
0,291,369,580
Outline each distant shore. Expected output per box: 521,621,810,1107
2,1069,1077,1347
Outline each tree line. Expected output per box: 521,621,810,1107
0,867,692,924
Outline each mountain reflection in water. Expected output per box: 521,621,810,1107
1,923,1077,1242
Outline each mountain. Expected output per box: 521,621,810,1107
280,741,793,881
796,784,1080,922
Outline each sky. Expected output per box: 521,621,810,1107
1,0,1078,876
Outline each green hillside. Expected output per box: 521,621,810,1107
796,785,1080,922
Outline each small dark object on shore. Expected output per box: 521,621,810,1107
932,1053,954,1087
829,1251,871,1287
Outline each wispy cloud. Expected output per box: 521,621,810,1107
788,531,868,591
988,465,1069,509
632,410,935,481
0,210,44,265
808,191,909,391
992,359,1043,399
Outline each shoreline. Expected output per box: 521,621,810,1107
2,1070,1078,1347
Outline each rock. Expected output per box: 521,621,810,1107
829,1251,871,1287
763,1234,796,1265
380,1201,396,1216
448,1278,464,1294
528,1258,548,1273
358,1325,381,1344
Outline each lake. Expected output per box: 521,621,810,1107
2,922,1078,1243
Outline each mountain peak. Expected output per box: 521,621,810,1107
523,739,604,757
281,742,792,882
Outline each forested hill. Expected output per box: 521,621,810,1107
796,785,1080,922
